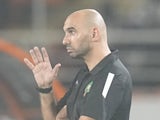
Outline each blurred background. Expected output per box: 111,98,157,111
0,0,160,120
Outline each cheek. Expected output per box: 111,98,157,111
80,34,90,44
78,35,90,50
70,34,81,47
71,33,90,50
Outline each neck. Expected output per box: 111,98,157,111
84,48,111,71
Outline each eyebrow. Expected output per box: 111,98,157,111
64,27,75,32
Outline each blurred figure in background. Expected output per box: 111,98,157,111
24,9,132,120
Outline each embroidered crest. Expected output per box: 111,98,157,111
83,81,93,96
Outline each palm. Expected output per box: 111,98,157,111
24,47,61,88
33,62,53,88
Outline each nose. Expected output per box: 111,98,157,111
62,35,70,45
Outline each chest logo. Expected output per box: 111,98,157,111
83,81,93,97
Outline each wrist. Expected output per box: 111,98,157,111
36,86,52,94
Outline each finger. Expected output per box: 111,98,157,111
34,47,43,62
52,63,61,77
30,49,39,65
24,58,35,70
41,47,50,63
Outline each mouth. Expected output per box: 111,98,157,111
66,47,73,53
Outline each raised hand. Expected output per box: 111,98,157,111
24,47,61,88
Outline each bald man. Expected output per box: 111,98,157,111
24,9,132,120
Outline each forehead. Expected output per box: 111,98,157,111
63,13,86,31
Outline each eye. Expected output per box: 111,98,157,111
68,29,75,35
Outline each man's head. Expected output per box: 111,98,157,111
63,9,108,59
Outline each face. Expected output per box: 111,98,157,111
63,14,91,59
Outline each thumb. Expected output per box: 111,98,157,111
52,63,61,78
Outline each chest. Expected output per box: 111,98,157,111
66,71,109,119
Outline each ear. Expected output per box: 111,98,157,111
91,27,99,42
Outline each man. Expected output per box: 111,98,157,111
24,9,132,120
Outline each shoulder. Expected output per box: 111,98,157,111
110,59,132,89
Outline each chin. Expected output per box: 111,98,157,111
69,53,81,59
70,55,78,59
